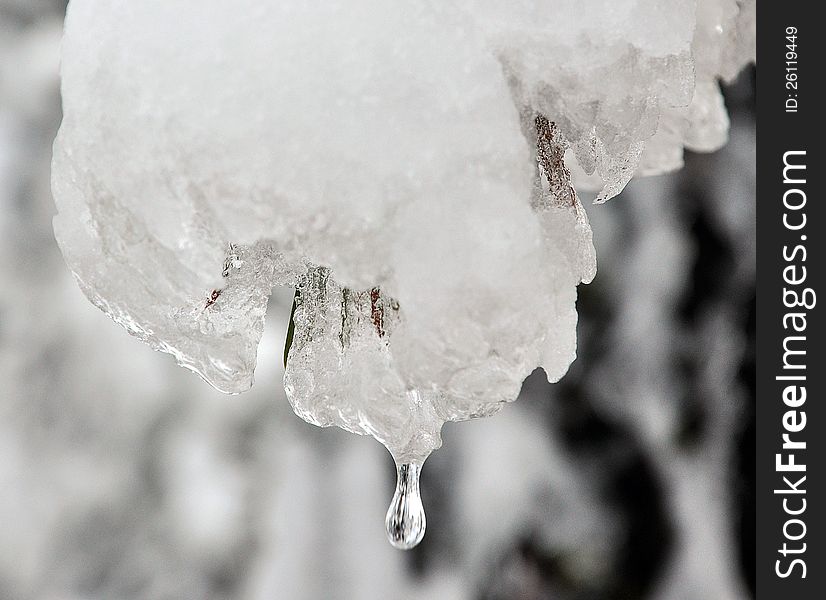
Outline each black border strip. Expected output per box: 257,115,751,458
756,3,824,596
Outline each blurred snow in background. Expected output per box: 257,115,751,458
1,2,754,599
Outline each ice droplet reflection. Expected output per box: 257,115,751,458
385,462,426,550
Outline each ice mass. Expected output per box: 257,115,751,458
51,0,755,548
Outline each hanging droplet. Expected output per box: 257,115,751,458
385,462,426,550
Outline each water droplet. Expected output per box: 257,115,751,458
385,462,426,550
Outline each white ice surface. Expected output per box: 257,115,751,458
52,0,754,462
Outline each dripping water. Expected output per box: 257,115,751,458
385,462,426,550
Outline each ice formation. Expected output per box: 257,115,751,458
52,0,754,548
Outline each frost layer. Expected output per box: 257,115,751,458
52,0,754,462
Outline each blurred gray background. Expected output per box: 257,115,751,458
0,2,755,599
